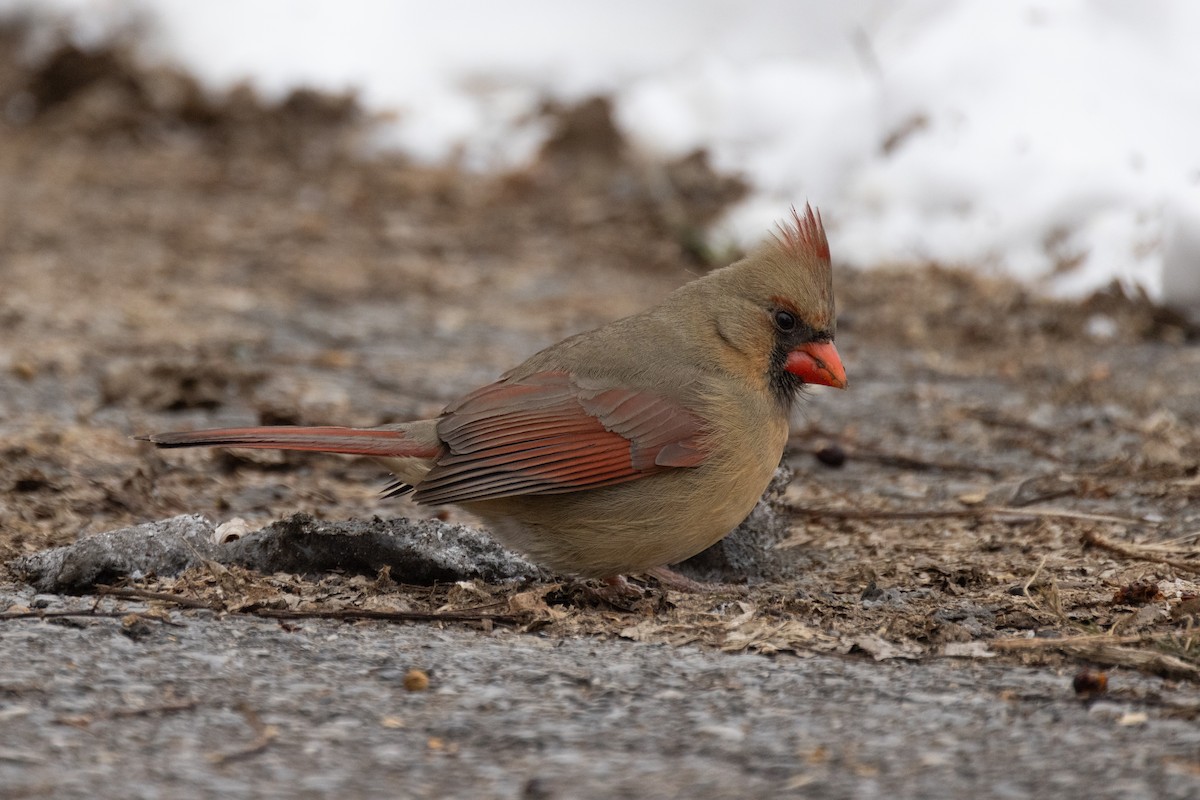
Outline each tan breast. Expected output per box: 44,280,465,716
465,382,789,577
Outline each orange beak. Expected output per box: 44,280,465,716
785,341,847,389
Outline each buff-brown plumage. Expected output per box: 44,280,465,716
144,206,845,577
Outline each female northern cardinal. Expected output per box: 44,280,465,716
144,206,846,578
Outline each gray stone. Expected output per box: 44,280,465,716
677,465,794,582
222,513,544,584
10,514,219,593
10,513,542,593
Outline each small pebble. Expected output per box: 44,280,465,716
814,444,847,468
1072,669,1108,696
403,668,430,692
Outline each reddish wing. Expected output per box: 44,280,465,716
412,371,708,505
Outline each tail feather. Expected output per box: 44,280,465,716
381,479,416,498
139,426,441,459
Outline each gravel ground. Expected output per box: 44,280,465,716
3,592,1200,800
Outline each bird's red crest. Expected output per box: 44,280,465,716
772,204,829,262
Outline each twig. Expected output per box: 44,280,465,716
787,504,1150,526
961,407,1058,436
6,590,522,627
789,434,1003,476
1155,530,1200,546
992,633,1200,680
209,704,278,765
91,585,525,626
1021,554,1050,606
0,747,47,765
55,700,199,727
847,448,1005,477
991,632,1153,651
244,607,521,625
1081,529,1200,574
96,586,215,609
0,609,166,622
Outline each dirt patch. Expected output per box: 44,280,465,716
1,19,1199,683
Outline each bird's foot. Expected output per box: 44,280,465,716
596,574,646,601
648,568,739,594
567,570,724,610
548,575,646,612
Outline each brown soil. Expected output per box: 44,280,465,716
2,21,1199,682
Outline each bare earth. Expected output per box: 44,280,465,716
1,23,1199,799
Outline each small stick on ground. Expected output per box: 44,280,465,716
56,699,200,728
1081,529,1200,574
97,586,216,609
246,607,523,625
789,434,1005,476
91,586,527,626
1021,554,1050,607
991,632,1152,651
992,633,1200,681
849,448,1006,476
209,704,278,765
0,609,175,623
787,505,1151,526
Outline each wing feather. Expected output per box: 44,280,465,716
412,371,708,505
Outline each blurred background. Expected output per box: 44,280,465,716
4,0,1199,306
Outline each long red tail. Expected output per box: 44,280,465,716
140,426,440,459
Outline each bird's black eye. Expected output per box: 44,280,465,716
773,309,797,332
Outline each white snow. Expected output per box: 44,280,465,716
6,0,1199,307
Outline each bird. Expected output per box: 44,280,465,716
143,205,846,579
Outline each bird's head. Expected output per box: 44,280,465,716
700,205,847,407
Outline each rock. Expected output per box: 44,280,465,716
222,513,543,584
676,465,794,583
10,513,542,593
10,515,219,593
